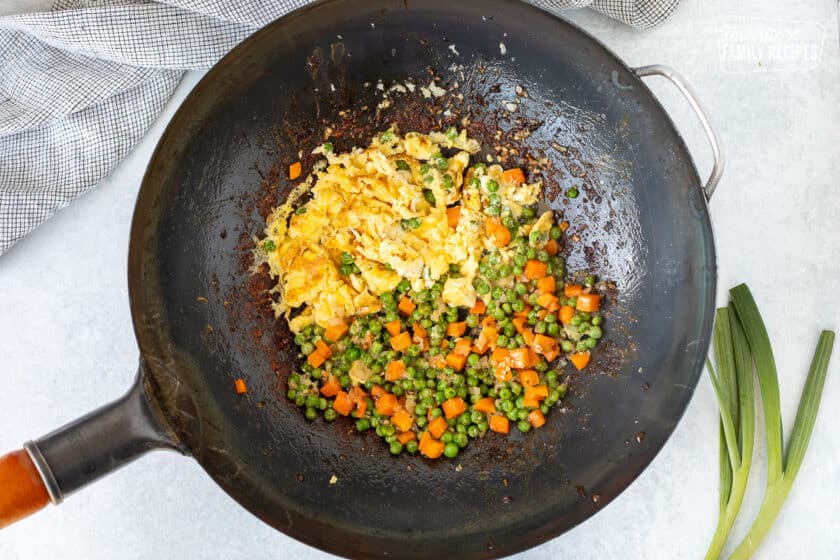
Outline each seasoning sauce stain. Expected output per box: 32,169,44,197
635,431,645,443
575,485,587,497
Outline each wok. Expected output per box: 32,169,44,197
0,0,724,557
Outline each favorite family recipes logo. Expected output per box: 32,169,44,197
717,16,827,73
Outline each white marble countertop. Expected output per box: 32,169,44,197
2,1,839,559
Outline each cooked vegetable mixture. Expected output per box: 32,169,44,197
259,129,605,459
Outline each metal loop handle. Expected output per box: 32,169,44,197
634,65,725,200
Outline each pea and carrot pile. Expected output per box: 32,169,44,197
270,129,606,459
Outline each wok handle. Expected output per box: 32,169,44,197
634,65,725,200
0,365,182,529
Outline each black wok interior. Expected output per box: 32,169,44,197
128,0,715,558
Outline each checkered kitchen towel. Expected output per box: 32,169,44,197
0,0,680,255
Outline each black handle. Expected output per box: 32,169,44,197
24,363,184,504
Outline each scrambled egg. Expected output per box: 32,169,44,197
259,130,543,332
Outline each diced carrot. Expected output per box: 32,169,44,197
564,284,583,297
446,205,461,228
350,386,368,418
442,397,468,419
490,347,511,364
474,326,498,354
512,317,528,334
537,276,556,294
559,221,570,232
489,415,510,434
354,398,367,418
570,352,591,371
473,397,496,414
576,293,601,312
320,374,341,397
536,293,560,312
390,331,412,351
324,320,348,342
384,320,402,337
413,323,427,339
288,161,302,180
307,349,327,368
398,431,416,444
429,354,447,369
495,363,513,383
485,217,512,248
428,416,448,439
370,385,386,397
559,305,575,325
502,167,526,187
519,369,539,388
315,339,332,358
521,329,535,346
469,299,486,315
481,316,497,328
420,436,445,459
523,386,548,409
544,239,559,256
543,345,560,361
527,348,541,367
392,409,414,432
531,385,549,398
453,338,472,357
508,347,531,369
234,378,248,394
376,393,399,416
533,334,557,355
446,321,467,337
522,396,539,409
333,391,354,416
524,260,548,279
385,360,406,381
513,305,531,318
398,296,417,316
527,409,546,428
412,323,429,351
445,352,467,371
538,309,548,321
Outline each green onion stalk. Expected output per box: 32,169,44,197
704,284,834,559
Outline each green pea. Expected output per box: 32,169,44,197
500,400,513,412
547,322,560,336
504,323,516,337
324,408,337,421
380,130,395,143
549,226,562,239
522,207,536,219
323,142,334,154
300,342,315,356
485,206,501,217
346,347,361,361
495,334,509,347
305,407,318,420
444,442,459,458
570,315,581,326
406,440,419,454
443,174,454,189
591,315,603,326
468,425,480,438
534,321,547,334
513,265,524,276
454,433,469,447
469,177,481,188
499,265,512,278
589,325,603,339
517,420,531,433
585,337,598,349
287,389,297,400
567,187,579,198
